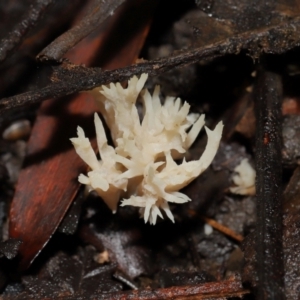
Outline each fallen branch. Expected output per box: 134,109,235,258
1,15,300,113
0,0,54,64
253,61,285,299
37,0,126,61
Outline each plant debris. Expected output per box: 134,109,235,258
1,0,300,299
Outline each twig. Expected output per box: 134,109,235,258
57,279,249,300
37,0,126,61
0,0,54,64
201,216,244,242
188,210,243,242
1,15,300,113
253,61,285,299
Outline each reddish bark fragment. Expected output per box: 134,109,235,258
9,0,155,269
67,279,249,300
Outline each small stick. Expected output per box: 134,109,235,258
253,62,285,299
0,0,54,64
2,15,300,113
201,216,244,243
37,0,126,61
188,210,244,242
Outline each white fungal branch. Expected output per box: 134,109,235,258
71,73,223,224
229,158,256,196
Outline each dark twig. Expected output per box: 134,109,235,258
0,279,249,299
1,15,300,113
37,0,126,61
0,0,54,64
254,61,285,299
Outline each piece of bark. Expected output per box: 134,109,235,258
9,0,156,270
222,93,254,140
61,278,249,300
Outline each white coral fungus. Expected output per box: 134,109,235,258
70,74,223,224
229,158,256,196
